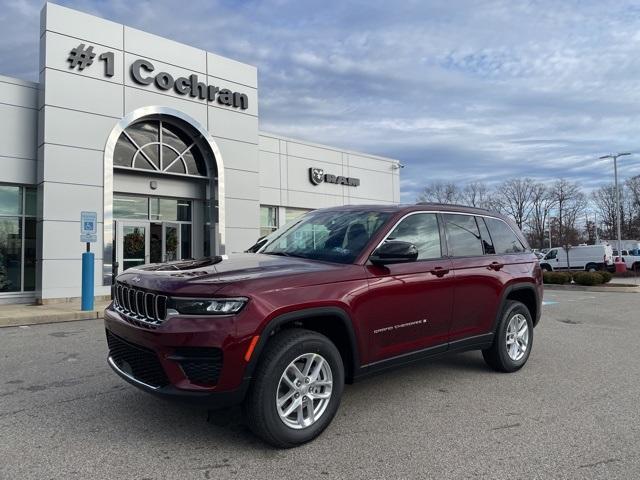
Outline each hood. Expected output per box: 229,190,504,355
116,253,345,295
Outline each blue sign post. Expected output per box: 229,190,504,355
80,211,97,311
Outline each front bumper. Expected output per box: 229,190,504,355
107,354,249,407
104,306,253,407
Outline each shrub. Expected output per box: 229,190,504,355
572,272,604,286
543,271,572,285
596,271,612,283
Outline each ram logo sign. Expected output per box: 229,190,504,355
308,168,360,187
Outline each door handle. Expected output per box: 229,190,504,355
430,266,449,277
488,261,504,271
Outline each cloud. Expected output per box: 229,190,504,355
2,0,640,203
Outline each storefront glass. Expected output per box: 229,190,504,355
0,185,36,293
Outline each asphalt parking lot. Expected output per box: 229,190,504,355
1,289,639,480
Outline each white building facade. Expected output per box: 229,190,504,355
0,3,401,304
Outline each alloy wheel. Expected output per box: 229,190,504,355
505,313,529,361
276,353,333,429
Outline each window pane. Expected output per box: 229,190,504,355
203,223,211,257
177,200,192,221
0,217,22,292
135,145,159,170
165,157,187,174
150,198,188,222
387,213,441,260
260,205,278,237
443,214,483,257
181,224,192,259
25,188,37,217
24,218,36,291
113,135,136,168
285,208,311,224
162,122,191,154
182,148,208,176
477,217,495,254
165,225,178,261
113,195,148,220
126,121,159,150
485,217,525,254
161,146,178,171
0,186,22,216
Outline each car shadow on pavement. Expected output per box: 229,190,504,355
89,351,493,450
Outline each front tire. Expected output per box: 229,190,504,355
482,300,533,373
243,328,344,448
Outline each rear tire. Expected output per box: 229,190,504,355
585,263,597,272
243,328,344,448
482,300,533,373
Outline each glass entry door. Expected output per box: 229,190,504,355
117,222,150,272
116,221,186,273
162,222,180,262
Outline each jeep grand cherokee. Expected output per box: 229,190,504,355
105,204,542,447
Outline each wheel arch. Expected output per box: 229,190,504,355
494,283,541,329
245,307,360,384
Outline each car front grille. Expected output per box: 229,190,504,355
171,347,223,387
112,281,168,328
106,330,169,388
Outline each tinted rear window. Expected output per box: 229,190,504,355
485,217,525,254
443,214,483,257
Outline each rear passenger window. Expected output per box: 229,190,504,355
476,217,495,254
387,213,442,260
443,214,484,257
485,217,525,254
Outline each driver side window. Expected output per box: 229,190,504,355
387,213,442,260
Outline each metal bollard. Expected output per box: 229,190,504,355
81,244,94,311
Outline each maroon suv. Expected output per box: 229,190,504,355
105,203,542,447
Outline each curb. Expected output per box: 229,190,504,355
0,309,105,328
544,284,640,293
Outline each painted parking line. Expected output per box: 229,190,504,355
542,301,558,306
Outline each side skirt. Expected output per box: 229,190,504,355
352,333,494,382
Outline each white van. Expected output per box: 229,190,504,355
540,245,614,272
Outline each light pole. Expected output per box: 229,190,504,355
599,152,631,259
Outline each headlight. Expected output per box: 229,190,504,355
170,297,248,315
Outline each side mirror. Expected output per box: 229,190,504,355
370,240,418,265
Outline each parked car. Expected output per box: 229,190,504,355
104,204,542,447
540,244,614,272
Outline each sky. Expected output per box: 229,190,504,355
2,0,640,202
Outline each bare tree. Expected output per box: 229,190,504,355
627,175,640,208
494,178,536,229
550,179,586,268
592,184,618,239
417,181,462,204
527,183,556,249
627,175,640,239
461,181,490,208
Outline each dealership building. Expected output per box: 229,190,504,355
0,3,401,304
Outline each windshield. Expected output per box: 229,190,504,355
262,210,392,264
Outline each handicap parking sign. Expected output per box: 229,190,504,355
80,211,98,243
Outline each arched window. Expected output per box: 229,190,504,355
113,119,209,177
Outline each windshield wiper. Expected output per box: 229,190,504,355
264,251,293,257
